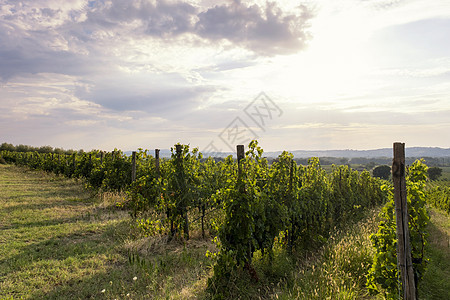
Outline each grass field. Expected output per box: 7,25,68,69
419,208,450,299
1,164,449,299
0,164,212,299
438,166,450,181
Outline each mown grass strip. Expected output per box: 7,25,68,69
419,208,450,299
0,165,212,299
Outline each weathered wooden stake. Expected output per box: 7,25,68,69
175,145,189,240
237,145,245,177
155,149,160,177
236,145,251,262
289,159,294,194
131,151,136,182
175,145,182,155
393,142,416,300
287,159,295,251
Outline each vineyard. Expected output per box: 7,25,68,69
426,182,450,214
1,141,449,299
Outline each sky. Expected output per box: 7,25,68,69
0,0,449,153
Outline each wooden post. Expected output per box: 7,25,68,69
236,145,251,261
237,145,245,177
131,151,136,182
236,145,245,195
175,145,182,156
155,149,160,177
175,145,189,240
289,159,294,194
288,159,294,251
393,142,416,300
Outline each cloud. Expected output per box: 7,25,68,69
195,1,312,55
78,0,313,54
0,19,101,81
82,0,313,54
85,0,197,37
0,0,313,83
88,84,215,114
76,71,219,117
361,0,404,11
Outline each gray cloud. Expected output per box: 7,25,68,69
81,0,312,54
360,0,404,11
0,0,313,81
89,85,213,113
0,20,101,81
77,72,219,117
195,1,312,55
0,43,88,81
85,0,197,36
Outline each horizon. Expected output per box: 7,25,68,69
2,141,450,155
1,0,449,152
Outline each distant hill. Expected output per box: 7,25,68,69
126,147,450,159
266,147,450,158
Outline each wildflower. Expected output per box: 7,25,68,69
133,276,137,281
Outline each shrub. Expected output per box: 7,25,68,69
428,167,442,181
373,165,391,180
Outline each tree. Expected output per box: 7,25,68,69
38,145,53,153
16,144,31,152
365,161,376,170
340,158,349,165
373,165,391,180
0,143,15,151
428,166,443,181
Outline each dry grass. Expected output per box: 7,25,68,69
281,207,381,300
418,208,450,299
0,164,214,299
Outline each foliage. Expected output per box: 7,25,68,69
428,166,443,181
3,162,449,299
2,140,391,298
367,159,429,299
0,142,76,154
125,149,161,217
373,165,391,180
207,141,388,296
426,185,450,214
163,144,202,239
